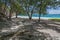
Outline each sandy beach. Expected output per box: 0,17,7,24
0,17,60,40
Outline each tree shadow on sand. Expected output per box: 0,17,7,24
0,19,60,40
38,20,60,33
8,20,52,40
0,19,56,40
10,25,52,40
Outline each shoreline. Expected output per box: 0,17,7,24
12,16,60,20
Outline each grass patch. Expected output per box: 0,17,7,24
49,18,60,22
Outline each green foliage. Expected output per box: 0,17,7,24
0,0,60,19
49,18,60,22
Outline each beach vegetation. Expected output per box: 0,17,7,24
0,0,60,21
49,18,60,22
0,0,24,20
18,0,60,21
36,0,60,22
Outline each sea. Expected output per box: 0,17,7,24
18,13,60,18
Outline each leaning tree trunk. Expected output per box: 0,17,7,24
30,10,33,20
16,13,17,18
9,10,12,20
38,0,42,22
30,6,34,20
28,14,32,20
16,12,18,18
38,9,41,22
25,1,32,20
38,13,41,22
26,3,30,20
26,2,32,20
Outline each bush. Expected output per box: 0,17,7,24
49,19,60,22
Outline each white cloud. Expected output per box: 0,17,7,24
47,9,60,14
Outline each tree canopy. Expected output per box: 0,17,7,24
0,0,60,20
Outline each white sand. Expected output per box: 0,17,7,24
37,29,60,40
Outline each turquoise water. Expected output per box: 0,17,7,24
18,13,60,18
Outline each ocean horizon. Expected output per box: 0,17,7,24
18,13,60,18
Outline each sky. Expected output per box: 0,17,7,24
47,7,60,14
